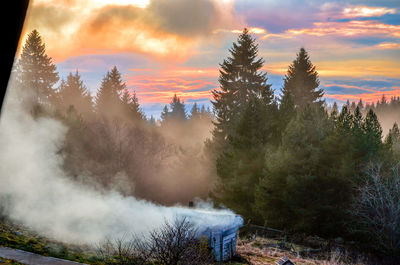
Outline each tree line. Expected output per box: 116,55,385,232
209,28,399,257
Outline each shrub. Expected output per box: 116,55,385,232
98,217,214,265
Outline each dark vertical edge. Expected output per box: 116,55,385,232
0,0,30,113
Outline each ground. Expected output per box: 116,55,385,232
234,237,369,265
0,219,378,265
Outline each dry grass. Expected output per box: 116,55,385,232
236,237,368,265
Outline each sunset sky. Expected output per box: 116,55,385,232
20,0,400,118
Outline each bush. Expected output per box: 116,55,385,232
98,217,214,265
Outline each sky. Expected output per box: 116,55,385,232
19,0,400,118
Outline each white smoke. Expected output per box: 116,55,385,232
0,87,242,245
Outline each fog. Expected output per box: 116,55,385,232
0,87,240,245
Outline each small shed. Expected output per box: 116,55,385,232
177,207,243,262
198,215,243,261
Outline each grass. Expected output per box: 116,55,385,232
235,236,372,265
0,257,24,265
0,219,103,264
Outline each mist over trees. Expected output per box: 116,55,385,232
8,29,400,257
10,29,215,205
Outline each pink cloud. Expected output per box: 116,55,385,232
326,87,400,104
125,67,219,103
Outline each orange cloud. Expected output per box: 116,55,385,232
342,6,396,18
375,42,400,49
286,20,400,37
316,60,400,78
75,5,193,61
22,0,239,62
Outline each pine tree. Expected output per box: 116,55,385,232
57,70,92,116
168,94,186,121
211,28,273,149
330,102,339,120
278,89,296,135
190,103,200,120
16,29,59,104
357,99,364,110
214,98,275,221
129,91,145,121
120,89,144,122
148,115,156,126
362,109,383,161
95,66,126,116
281,48,323,109
384,123,400,161
160,105,169,122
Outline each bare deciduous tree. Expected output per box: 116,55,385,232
98,218,214,265
352,164,400,256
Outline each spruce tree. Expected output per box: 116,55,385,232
362,109,383,161
128,91,145,121
211,28,273,149
281,48,323,109
16,29,59,104
120,89,144,122
214,97,276,221
385,123,400,161
168,94,186,121
330,102,339,120
190,102,200,120
357,99,364,110
57,70,92,115
160,105,169,122
278,89,296,136
95,66,125,116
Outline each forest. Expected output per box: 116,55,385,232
5,28,400,261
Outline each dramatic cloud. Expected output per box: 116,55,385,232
23,0,239,61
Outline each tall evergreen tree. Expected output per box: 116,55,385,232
362,109,383,161
278,89,296,136
385,123,400,161
160,105,169,122
57,70,92,115
211,28,274,150
214,97,276,221
120,89,145,122
128,91,145,121
167,94,187,122
357,99,364,110
281,48,323,109
190,102,200,120
95,66,125,116
330,102,339,119
16,29,59,104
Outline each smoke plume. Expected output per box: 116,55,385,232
0,87,241,245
